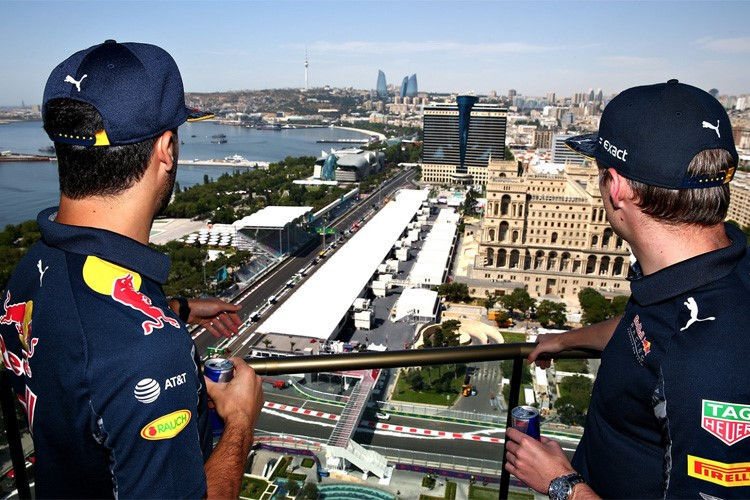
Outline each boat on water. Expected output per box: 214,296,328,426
210,138,228,144
211,133,227,139
190,134,196,138
39,146,56,153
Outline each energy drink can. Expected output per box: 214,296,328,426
511,405,540,440
204,358,234,436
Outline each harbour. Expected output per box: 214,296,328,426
0,120,375,228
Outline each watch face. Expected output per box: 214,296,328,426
548,477,571,500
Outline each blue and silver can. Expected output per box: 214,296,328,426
511,405,540,440
204,358,234,436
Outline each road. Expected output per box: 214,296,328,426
193,167,416,356
255,387,579,463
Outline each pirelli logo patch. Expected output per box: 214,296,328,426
140,410,191,440
688,455,750,487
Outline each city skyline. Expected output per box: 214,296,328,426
1,1,749,105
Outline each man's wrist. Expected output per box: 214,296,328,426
170,296,191,322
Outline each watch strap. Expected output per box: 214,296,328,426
174,296,190,322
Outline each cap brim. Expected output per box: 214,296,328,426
186,107,214,122
564,133,598,161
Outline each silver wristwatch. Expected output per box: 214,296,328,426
548,473,584,500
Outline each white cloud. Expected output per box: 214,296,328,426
695,36,750,53
288,40,557,56
598,55,663,68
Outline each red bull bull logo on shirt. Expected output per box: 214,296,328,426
82,256,180,336
1,291,39,377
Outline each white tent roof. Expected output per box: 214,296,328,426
233,206,313,230
257,189,428,339
393,288,439,321
409,209,459,286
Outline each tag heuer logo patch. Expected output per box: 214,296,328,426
702,399,750,446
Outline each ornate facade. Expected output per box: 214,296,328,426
467,159,631,303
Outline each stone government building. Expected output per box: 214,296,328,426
462,158,631,306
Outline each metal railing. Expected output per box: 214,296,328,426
0,342,599,499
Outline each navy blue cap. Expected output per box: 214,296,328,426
566,80,738,189
42,40,213,146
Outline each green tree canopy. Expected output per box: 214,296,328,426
535,300,567,327
436,282,471,302
578,287,627,325
499,288,536,316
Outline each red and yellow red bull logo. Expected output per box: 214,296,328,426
140,410,191,440
82,256,180,335
0,291,39,377
688,455,750,487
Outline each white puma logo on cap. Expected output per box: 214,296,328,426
701,119,720,139
64,74,87,92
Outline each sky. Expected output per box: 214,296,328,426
1,0,749,106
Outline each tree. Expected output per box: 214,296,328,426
578,288,611,325
406,370,425,391
436,282,470,302
286,479,301,496
463,188,480,216
289,341,296,352
493,310,511,328
297,482,319,500
535,300,567,327
262,339,273,349
610,295,629,316
578,288,626,325
483,290,499,310
554,375,593,426
499,288,536,317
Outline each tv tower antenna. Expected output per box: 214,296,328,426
304,46,309,91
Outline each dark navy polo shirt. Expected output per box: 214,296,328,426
0,208,212,498
572,223,750,498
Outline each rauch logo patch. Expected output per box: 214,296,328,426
688,455,750,487
702,399,750,446
140,410,191,440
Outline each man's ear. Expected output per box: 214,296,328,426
153,130,175,172
607,168,628,209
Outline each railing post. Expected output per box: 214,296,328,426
0,371,31,499
499,357,523,499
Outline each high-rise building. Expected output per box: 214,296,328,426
552,134,586,165
376,70,388,99
727,170,750,228
546,92,556,105
400,76,409,98
421,100,508,185
508,89,517,99
595,89,603,103
534,129,553,149
405,74,418,97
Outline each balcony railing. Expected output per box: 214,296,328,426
0,342,599,499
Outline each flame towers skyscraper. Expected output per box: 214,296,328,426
376,70,388,99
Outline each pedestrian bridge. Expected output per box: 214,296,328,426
325,369,390,478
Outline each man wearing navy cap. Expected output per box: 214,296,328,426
505,80,749,499
0,41,263,498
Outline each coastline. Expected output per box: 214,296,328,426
330,125,386,141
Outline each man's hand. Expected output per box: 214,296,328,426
188,298,242,338
204,357,264,429
204,358,264,499
504,427,575,494
527,333,567,369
